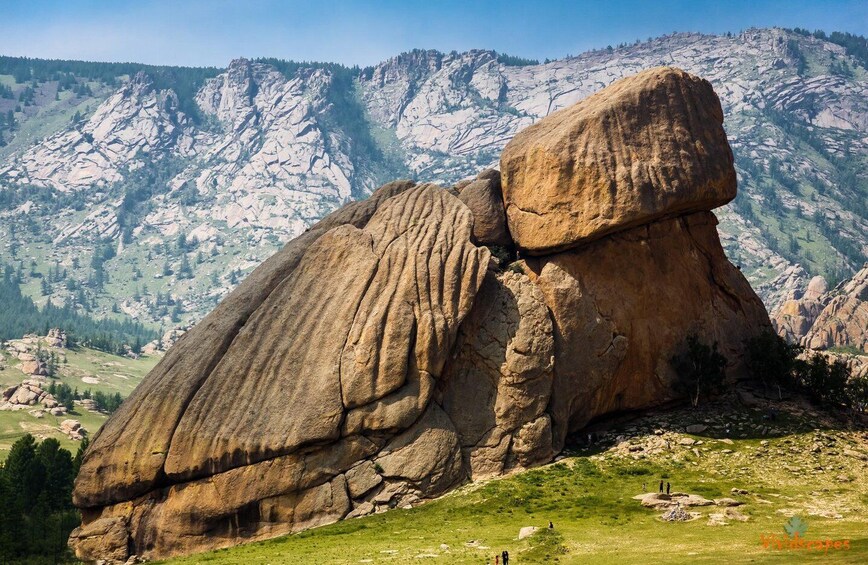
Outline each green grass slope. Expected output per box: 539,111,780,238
164,399,868,564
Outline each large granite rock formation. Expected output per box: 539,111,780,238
71,67,770,562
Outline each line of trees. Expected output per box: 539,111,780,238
671,332,867,412
790,29,868,69
0,267,158,354
0,55,220,122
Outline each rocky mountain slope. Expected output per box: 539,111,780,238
773,263,868,352
68,68,770,561
0,28,866,332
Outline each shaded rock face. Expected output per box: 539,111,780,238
524,212,770,449
440,270,555,477
501,67,736,254
71,67,769,562
457,169,512,247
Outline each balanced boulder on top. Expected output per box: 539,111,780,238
500,67,736,254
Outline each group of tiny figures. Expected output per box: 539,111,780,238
642,480,672,495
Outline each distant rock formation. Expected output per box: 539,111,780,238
1,380,61,412
771,275,829,343
804,265,868,352
70,68,770,562
772,264,868,353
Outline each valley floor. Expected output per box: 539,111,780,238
0,346,158,459
161,396,868,564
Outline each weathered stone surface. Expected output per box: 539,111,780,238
72,182,488,560
74,179,417,509
772,297,825,343
21,359,47,376
440,270,555,477
60,419,87,440
374,404,464,496
69,517,130,564
163,224,379,479
501,67,736,253
457,169,512,247
0,380,59,412
525,212,770,449
771,265,868,353
803,276,829,302
345,461,383,499
771,275,828,343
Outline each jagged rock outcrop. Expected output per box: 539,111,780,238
1,72,192,192
71,68,770,562
1,380,59,411
771,265,868,353
771,275,829,343
804,265,868,352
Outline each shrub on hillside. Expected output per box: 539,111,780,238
797,353,851,408
670,335,728,407
744,330,803,398
745,331,864,410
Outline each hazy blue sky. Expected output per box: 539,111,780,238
1,0,866,67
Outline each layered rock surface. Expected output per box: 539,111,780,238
71,68,770,562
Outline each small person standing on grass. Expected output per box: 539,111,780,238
642,481,646,492
502,550,509,565
659,480,664,493
666,482,671,495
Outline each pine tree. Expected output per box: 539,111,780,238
4,434,44,508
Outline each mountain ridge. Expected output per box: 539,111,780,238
0,27,865,333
